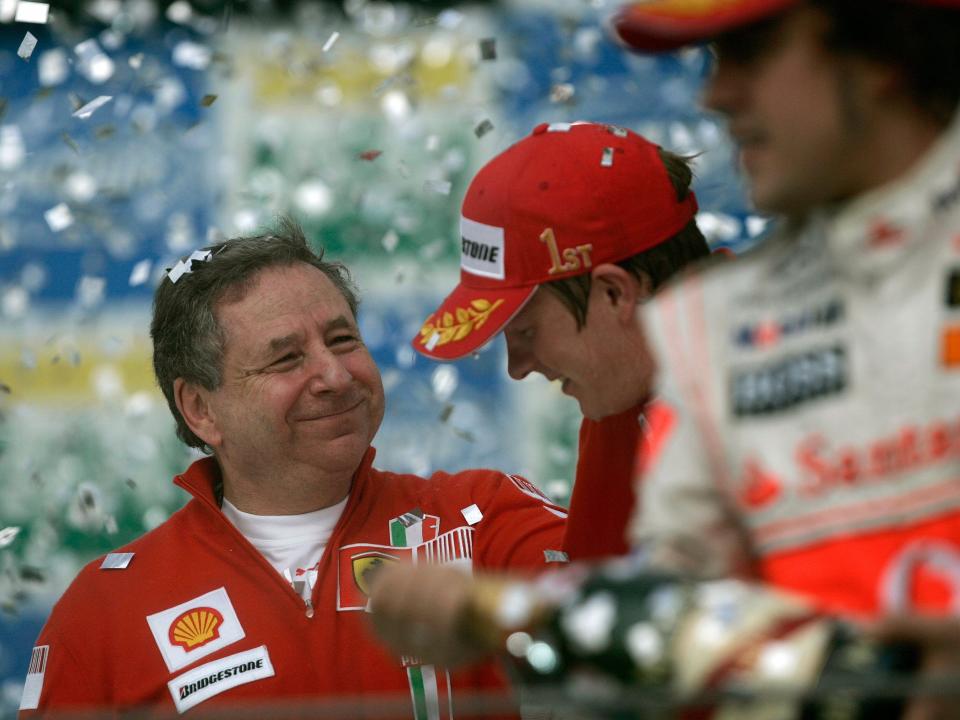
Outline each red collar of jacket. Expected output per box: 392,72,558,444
173,447,379,512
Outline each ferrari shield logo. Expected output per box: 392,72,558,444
337,544,413,611
352,552,398,597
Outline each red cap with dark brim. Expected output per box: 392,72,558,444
612,0,960,52
612,0,800,52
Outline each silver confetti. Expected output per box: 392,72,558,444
381,229,399,253
14,1,49,24
423,179,452,196
460,503,483,525
128,259,152,286
549,83,575,104
17,32,38,61
72,95,113,120
44,203,73,232
100,552,134,570
0,526,21,549
322,31,340,53
601,147,614,167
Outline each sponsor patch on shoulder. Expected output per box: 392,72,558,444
18,645,48,711
147,587,245,672
168,645,274,714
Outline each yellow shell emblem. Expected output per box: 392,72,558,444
168,607,223,650
418,298,504,349
352,552,399,597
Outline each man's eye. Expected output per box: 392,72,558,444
331,334,359,345
272,353,299,367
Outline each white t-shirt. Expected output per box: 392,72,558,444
221,496,348,601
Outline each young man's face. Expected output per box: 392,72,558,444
704,6,880,216
199,263,385,482
502,279,653,421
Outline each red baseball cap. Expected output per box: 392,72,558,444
413,121,698,361
612,0,960,52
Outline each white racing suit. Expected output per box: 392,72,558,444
631,112,960,618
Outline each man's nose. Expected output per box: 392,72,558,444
505,340,534,381
702,60,745,117
306,350,352,393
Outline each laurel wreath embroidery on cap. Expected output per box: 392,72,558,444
418,298,504,347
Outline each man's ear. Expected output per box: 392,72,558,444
589,264,652,325
174,378,222,449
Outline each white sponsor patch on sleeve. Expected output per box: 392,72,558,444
168,645,274,714
19,645,48,711
146,587,245,672
460,217,505,280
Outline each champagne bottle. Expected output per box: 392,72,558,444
506,569,919,719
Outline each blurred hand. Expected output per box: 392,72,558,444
868,615,960,720
368,563,499,668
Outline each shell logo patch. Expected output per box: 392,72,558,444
169,607,224,650
147,587,245,673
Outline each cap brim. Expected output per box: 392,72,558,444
612,0,799,52
412,283,536,361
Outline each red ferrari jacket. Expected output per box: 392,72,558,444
20,449,567,717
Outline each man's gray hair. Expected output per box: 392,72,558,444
150,217,359,451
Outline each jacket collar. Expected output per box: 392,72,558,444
173,447,379,513
814,109,960,281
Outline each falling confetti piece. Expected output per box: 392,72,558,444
451,427,475,442
423,179,452,196
128,259,152,286
17,32,37,61
0,382,9,394
15,1,49,24
200,94,218,107
358,149,382,162
381,229,399,252
0,527,20,548
20,566,44,582
172,40,212,70
72,95,112,120
461,504,483,525
439,404,454,423
322,31,340,52
601,147,614,167
44,203,73,232
125,478,137,489
479,38,496,60
550,83,575,104
61,132,80,154
474,119,494,138
100,552,134,570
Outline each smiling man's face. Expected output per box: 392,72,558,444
199,262,385,484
